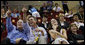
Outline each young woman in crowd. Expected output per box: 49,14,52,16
67,23,84,44
48,18,69,44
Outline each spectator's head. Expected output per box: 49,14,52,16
42,15,48,22
13,8,17,13
1,8,5,14
51,18,58,26
73,14,79,21
55,3,59,7
42,3,47,7
28,16,37,26
59,13,65,22
79,6,84,13
69,23,78,32
17,19,23,30
28,5,33,10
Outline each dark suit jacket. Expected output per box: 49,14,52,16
38,22,49,30
58,21,69,30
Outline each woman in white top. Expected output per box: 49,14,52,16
49,18,69,44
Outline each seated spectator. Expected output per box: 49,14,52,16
1,9,30,44
75,6,84,22
67,23,84,44
28,5,40,18
58,13,69,30
53,3,62,12
11,8,20,18
26,15,48,44
62,1,69,14
46,1,53,12
38,15,49,30
72,15,84,35
48,18,69,44
1,8,7,18
40,3,47,17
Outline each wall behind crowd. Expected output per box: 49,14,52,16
1,1,80,13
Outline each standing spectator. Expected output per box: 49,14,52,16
62,1,69,14
40,3,47,17
79,1,84,7
46,1,53,12
28,5,40,18
53,3,62,12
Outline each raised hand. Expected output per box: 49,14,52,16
6,10,11,17
22,7,27,23
22,7,27,13
16,38,22,44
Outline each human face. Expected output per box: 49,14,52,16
17,19,23,29
1,8,5,14
43,17,47,22
59,16,64,21
71,24,78,32
73,15,79,21
79,7,84,13
51,19,58,26
13,9,17,13
28,17,36,26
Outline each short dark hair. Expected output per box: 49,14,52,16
28,5,33,10
55,3,58,6
73,14,78,17
28,16,37,21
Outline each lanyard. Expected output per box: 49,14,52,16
32,30,40,41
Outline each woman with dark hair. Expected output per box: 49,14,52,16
28,5,40,18
48,18,69,44
67,23,84,44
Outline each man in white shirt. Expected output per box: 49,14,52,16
26,16,48,44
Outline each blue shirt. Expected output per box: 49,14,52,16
11,13,20,18
29,7,37,14
6,17,30,44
